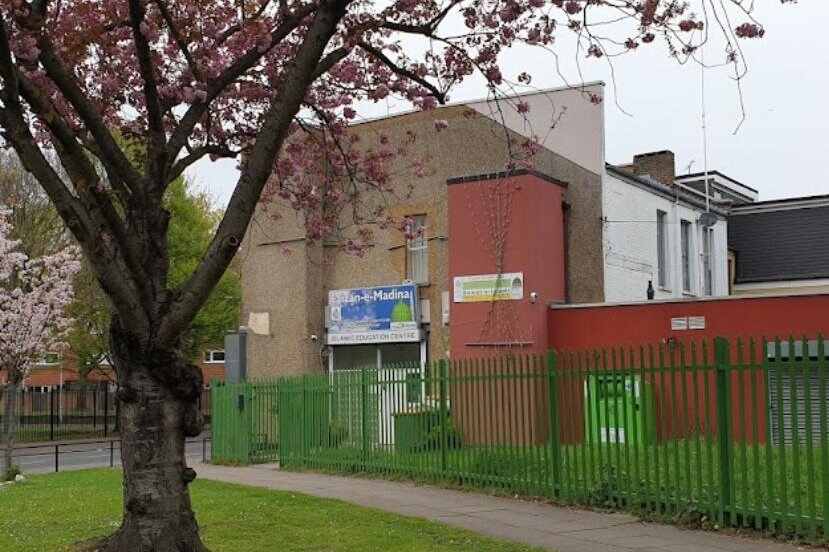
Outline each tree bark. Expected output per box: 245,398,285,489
2,381,19,479
101,326,207,552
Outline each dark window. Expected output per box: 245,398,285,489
656,210,668,287
681,220,692,293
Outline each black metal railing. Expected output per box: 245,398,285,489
0,388,212,443
11,436,212,473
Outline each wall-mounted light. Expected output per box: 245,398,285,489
529,291,539,304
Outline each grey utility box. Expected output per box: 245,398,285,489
224,327,248,384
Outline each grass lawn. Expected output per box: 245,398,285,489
0,469,543,552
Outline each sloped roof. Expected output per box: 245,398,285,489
728,198,829,283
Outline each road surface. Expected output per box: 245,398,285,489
13,438,211,474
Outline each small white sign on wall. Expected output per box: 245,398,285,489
671,317,689,331
248,312,270,335
688,316,707,330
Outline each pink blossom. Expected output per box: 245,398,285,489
0,211,79,386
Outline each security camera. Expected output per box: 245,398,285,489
310,334,319,342
529,292,539,303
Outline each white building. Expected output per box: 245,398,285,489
602,152,731,303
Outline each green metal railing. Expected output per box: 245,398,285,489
211,381,278,464
212,335,829,541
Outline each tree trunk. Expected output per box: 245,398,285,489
2,381,19,479
102,327,208,552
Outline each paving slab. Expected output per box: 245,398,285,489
193,463,810,552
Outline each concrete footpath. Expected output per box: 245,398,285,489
193,463,807,552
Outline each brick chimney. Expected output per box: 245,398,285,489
629,151,676,186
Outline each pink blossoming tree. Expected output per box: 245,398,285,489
0,0,781,549
0,211,79,477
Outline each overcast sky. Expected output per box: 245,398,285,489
187,2,828,207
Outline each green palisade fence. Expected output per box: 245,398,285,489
212,335,829,542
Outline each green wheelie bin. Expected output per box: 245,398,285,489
585,374,656,446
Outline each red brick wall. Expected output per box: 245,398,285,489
9,356,225,388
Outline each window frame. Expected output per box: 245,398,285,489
656,210,669,289
680,219,693,294
203,350,226,364
405,214,429,285
702,226,714,296
37,352,62,366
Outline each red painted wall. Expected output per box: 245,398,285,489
448,172,566,359
548,294,829,351
548,294,829,445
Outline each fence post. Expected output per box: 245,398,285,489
49,389,55,441
715,337,733,526
54,444,59,473
103,389,109,438
110,440,114,468
547,350,562,498
361,367,369,466
438,359,449,474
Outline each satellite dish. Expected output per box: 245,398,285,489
699,211,718,228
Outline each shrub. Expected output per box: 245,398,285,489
417,415,462,452
328,421,350,448
2,464,21,483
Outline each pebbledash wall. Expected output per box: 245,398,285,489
240,83,607,378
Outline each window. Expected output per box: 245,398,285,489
681,220,693,293
37,352,61,366
656,210,668,288
203,350,225,363
702,227,713,296
406,215,428,284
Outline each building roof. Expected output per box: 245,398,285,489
676,170,758,193
675,171,758,205
606,164,729,217
447,168,567,187
347,81,606,128
730,193,829,213
728,199,829,284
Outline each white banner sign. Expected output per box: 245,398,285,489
453,273,524,303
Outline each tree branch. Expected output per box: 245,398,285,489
165,2,320,177
380,1,462,35
0,106,149,335
0,14,149,335
16,70,151,290
358,41,447,103
312,46,352,80
168,144,240,183
128,0,167,186
154,0,204,82
214,0,276,46
35,36,144,193
157,0,350,347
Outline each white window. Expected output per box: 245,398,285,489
702,227,714,296
406,215,428,285
37,352,61,366
204,350,225,363
656,210,668,288
681,220,693,293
